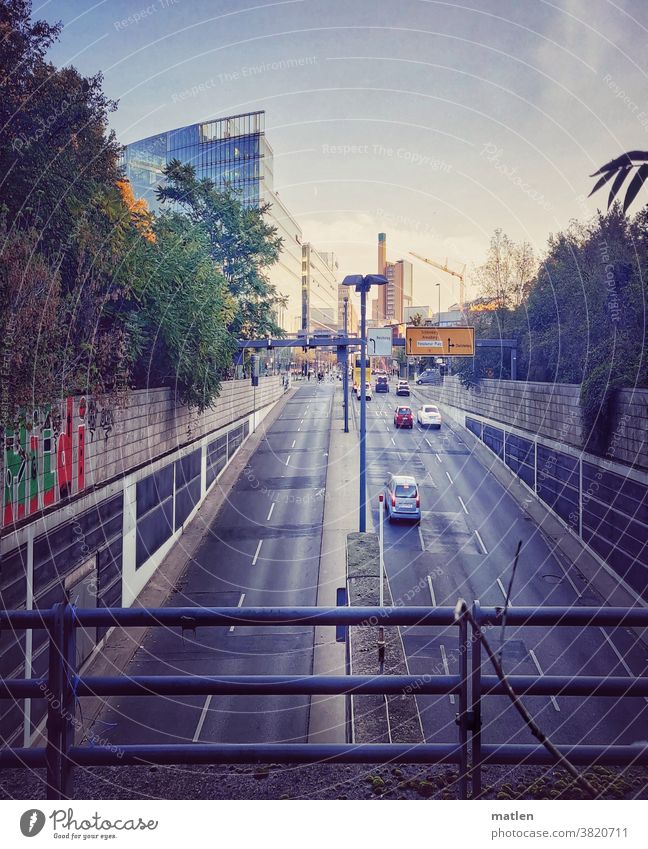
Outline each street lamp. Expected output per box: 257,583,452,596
343,296,349,434
342,273,388,532
436,282,441,326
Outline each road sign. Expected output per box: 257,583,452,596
367,327,393,356
405,325,475,357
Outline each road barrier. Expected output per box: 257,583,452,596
1,602,647,799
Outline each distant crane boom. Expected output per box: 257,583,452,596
409,251,466,310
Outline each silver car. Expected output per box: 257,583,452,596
384,474,421,523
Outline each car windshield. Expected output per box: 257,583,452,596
397,407,411,414
395,483,417,497
423,406,439,413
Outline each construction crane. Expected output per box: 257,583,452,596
409,252,466,310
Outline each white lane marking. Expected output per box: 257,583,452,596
427,575,437,607
440,645,456,705
291,439,296,448
445,471,454,485
193,695,212,742
457,495,469,514
418,526,425,551
529,649,560,712
266,502,275,521
496,578,512,606
475,530,488,555
425,438,432,447
435,453,442,463
391,437,396,445
297,426,301,432
300,419,304,424
252,540,263,565
285,455,291,465
229,593,246,632
599,629,648,705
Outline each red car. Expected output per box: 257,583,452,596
394,405,413,429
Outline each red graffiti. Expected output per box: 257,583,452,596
56,397,73,498
77,424,85,491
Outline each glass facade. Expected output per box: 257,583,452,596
122,111,265,212
122,112,304,332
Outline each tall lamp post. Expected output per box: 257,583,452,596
343,296,349,434
342,273,388,532
436,282,441,326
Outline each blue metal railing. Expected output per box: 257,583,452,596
1,602,648,799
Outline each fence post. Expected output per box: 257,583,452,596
457,603,469,800
45,603,64,800
471,600,483,798
60,603,77,798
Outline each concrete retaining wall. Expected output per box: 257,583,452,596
426,377,647,470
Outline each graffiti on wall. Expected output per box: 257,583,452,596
0,396,114,528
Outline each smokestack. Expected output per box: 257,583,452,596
378,232,386,275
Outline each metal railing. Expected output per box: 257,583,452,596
1,602,647,799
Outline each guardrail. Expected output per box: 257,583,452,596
1,602,647,799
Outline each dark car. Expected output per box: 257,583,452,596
394,405,413,429
375,376,389,393
416,371,440,385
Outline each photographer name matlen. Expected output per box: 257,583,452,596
491,812,534,821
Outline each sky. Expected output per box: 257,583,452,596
39,0,648,309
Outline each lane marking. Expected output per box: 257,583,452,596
266,502,275,521
435,453,442,463
285,455,291,465
599,628,648,705
291,439,296,448
445,471,454,485
475,530,488,555
427,575,437,607
391,437,396,445
418,526,426,551
425,438,432,448
229,593,246,632
496,578,512,606
529,649,560,712
252,540,263,565
457,495,469,514
297,427,301,432
193,695,212,742
440,645,456,705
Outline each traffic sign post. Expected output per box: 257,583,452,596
405,325,475,357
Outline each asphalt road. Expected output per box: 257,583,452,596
94,383,334,746
358,379,648,750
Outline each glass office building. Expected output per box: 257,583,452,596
122,112,304,332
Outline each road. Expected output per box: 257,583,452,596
94,378,647,753
94,383,334,746
359,379,648,750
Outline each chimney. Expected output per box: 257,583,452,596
378,232,386,275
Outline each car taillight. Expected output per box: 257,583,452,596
416,494,420,507
391,493,396,506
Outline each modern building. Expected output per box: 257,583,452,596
301,245,339,332
122,111,303,333
376,232,413,324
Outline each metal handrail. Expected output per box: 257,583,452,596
0,601,647,800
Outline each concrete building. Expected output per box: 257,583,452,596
376,232,413,324
301,245,339,332
122,111,303,333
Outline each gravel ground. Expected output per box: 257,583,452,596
1,763,646,801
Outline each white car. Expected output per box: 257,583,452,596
417,404,442,429
356,382,372,400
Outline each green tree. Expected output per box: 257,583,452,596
590,151,648,213
158,160,284,337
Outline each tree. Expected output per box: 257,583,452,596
158,160,284,338
476,229,536,314
590,151,648,213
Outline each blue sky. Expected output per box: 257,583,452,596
40,0,648,307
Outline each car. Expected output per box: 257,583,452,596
416,371,440,385
384,474,421,522
394,405,413,428
396,380,410,396
375,376,389,393
417,404,442,429
356,382,372,400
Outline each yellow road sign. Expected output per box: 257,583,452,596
405,325,475,357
